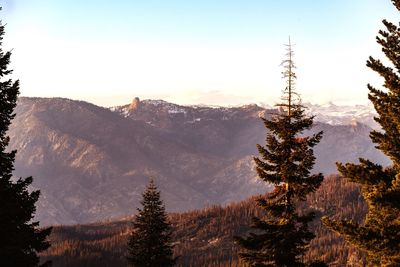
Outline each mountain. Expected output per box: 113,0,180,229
304,102,378,129
112,98,387,176
40,175,367,267
8,97,389,225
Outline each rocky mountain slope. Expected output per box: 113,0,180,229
8,97,389,225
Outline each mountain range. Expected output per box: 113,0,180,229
8,97,389,225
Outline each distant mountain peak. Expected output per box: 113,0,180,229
113,98,377,128
129,97,141,111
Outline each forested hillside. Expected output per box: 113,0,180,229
41,175,367,266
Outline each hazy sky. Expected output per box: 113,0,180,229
1,0,399,107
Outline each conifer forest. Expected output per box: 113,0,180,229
1,0,400,266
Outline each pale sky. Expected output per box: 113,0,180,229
1,0,399,107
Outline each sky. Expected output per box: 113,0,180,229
1,0,399,107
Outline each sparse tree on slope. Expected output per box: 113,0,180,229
322,1,400,266
127,179,176,267
235,39,325,267
0,12,52,267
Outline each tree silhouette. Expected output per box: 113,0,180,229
0,11,52,267
322,1,400,265
235,39,325,267
127,179,176,267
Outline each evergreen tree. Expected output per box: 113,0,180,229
127,179,176,267
235,39,325,267
0,12,52,267
322,1,400,266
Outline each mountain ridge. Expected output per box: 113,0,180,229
8,97,389,225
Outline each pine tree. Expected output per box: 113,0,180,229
235,39,325,267
322,1,400,266
127,179,176,267
0,12,52,267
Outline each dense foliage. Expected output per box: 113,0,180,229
322,1,400,266
0,12,51,267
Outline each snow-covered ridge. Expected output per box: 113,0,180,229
304,102,377,129
111,98,378,128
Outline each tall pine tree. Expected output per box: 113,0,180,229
322,1,400,266
235,39,325,267
0,11,52,267
127,179,176,267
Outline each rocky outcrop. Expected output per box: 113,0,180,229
128,97,141,111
